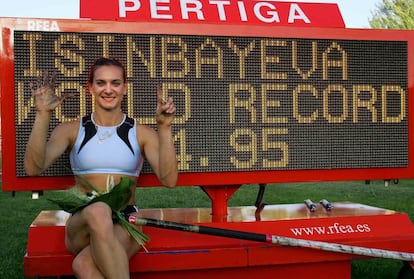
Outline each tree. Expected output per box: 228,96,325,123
369,0,414,29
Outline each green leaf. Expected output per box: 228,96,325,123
47,187,91,214
88,177,135,213
116,212,150,251
47,177,150,247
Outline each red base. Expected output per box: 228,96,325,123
24,203,414,278
130,262,351,279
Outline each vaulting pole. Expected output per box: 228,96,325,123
129,216,414,262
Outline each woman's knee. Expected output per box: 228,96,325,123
72,250,103,279
81,202,113,229
82,202,111,218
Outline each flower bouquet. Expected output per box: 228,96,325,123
47,176,150,250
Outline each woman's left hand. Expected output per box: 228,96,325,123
156,85,176,126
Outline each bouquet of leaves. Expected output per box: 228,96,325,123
47,176,150,250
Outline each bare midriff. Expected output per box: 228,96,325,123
75,173,138,204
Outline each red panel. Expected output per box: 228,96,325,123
80,0,345,28
24,207,414,277
26,225,67,255
24,254,74,277
129,262,351,279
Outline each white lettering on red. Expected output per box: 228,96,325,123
151,0,172,19
181,0,205,20
254,2,280,23
117,0,312,24
237,1,248,22
119,0,141,18
288,3,310,24
210,1,231,21
27,20,59,31
290,222,372,236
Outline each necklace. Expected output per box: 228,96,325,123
92,113,125,144
97,128,116,144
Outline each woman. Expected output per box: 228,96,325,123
24,57,178,278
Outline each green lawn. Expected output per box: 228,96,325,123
1,179,413,278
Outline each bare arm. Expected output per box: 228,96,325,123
24,71,74,176
141,86,178,187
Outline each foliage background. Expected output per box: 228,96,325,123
369,0,414,29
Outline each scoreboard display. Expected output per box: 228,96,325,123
1,19,413,190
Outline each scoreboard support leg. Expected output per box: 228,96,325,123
201,185,240,222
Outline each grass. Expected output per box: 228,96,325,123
0,179,413,278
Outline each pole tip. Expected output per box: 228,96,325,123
128,215,137,224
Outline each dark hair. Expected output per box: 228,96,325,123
88,57,126,84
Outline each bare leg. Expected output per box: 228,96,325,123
72,246,105,279
65,202,139,279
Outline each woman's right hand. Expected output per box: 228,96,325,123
30,70,73,112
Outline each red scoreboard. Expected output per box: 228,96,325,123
1,17,413,191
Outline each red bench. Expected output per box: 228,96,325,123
24,202,414,278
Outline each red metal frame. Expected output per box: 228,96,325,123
1,17,414,192
1,18,412,279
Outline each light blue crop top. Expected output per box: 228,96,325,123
70,113,144,177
